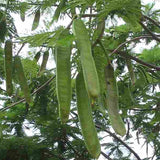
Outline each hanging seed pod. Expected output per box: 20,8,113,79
76,72,101,159
105,63,126,136
72,19,100,98
14,56,31,104
32,9,40,31
56,29,71,123
0,17,7,42
34,51,41,62
53,0,65,22
4,40,13,96
126,59,136,85
38,51,49,76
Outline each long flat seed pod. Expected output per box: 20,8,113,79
19,2,27,22
56,29,71,123
126,59,136,85
4,40,13,96
76,72,101,159
92,19,105,47
72,19,100,98
93,46,107,113
0,17,7,42
105,63,126,136
38,51,49,75
32,9,40,31
14,56,31,104
53,0,65,22
34,51,41,62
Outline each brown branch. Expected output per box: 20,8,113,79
139,22,160,42
101,151,113,160
110,35,160,56
129,108,160,112
0,2,58,7
16,43,25,56
116,51,160,71
0,87,6,92
81,14,97,17
95,124,142,160
143,15,160,28
0,75,56,112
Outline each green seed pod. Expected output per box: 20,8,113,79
76,72,101,159
105,63,126,136
56,29,71,123
72,19,100,98
34,51,41,62
38,51,49,75
4,40,13,96
14,56,31,104
92,19,105,46
32,9,40,31
0,17,7,42
53,0,65,22
126,59,136,85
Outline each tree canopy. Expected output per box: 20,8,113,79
0,0,160,160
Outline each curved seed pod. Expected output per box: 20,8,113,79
14,56,31,104
4,40,13,96
72,19,100,98
92,19,105,47
34,51,41,62
19,2,26,22
126,59,136,85
56,29,71,123
0,17,7,42
53,0,65,22
105,63,126,136
32,9,40,31
93,46,107,113
76,72,101,159
38,51,49,75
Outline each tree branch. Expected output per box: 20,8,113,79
0,87,6,92
0,75,56,112
116,51,160,71
95,124,142,160
16,43,26,56
81,14,97,17
101,151,113,160
139,22,160,42
129,108,160,112
110,35,160,56
143,15,160,28
0,2,58,7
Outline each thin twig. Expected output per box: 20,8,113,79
95,124,142,160
129,108,160,112
143,15,160,28
0,87,6,92
101,151,113,160
16,43,26,56
0,2,58,7
139,22,160,42
110,35,160,56
116,51,160,71
81,14,97,17
0,75,56,112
